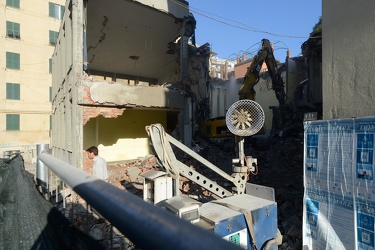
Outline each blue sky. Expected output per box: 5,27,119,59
187,0,322,61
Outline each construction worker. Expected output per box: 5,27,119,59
86,146,109,182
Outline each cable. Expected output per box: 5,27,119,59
273,40,289,50
146,124,179,179
168,0,321,40
168,0,321,61
243,154,258,177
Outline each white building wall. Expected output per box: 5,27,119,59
323,0,375,119
210,83,227,118
254,78,281,134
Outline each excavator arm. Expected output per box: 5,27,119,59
201,39,287,139
238,39,286,107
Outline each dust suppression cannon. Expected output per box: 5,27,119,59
226,100,265,191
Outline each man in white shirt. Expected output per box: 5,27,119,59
86,146,109,181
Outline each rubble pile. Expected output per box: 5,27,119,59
187,134,305,249
249,135,304,250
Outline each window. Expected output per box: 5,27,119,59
6,83,20,100
49,30,59,46
49,87,52,102
6,114,20,131
49,58,52,74
6,0,20,8
49,2,65,20
6,21,20,39
6,52,20,70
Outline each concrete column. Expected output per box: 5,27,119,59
180,19,192,148
72,0,84,169
183,97,192,148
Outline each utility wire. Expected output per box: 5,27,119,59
168,0,321,39
168,0,319,61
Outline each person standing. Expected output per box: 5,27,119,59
86,146,109,181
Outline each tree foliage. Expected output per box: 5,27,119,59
311,16,322,36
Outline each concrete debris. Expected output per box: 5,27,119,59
250,135,304,249
286,225,301,238
110,243,122,250
139,154,158,168
127,167,141,182
89,223,105,240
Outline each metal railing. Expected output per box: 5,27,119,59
38,153,243,250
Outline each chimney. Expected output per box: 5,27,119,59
286,49,290,58
237,56,240,64
242,54,246,62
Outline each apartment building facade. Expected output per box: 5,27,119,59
1,0,65,159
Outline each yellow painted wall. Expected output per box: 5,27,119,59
83,109,173,161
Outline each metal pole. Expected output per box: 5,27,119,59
38,153,242,250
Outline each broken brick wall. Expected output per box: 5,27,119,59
83,106,125,125
83,150,93,174
234,59,268,80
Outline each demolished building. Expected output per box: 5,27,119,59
51,0,211,168
206,36,322,138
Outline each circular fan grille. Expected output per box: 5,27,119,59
225,100,265,137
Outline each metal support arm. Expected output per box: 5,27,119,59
146,124,247,198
